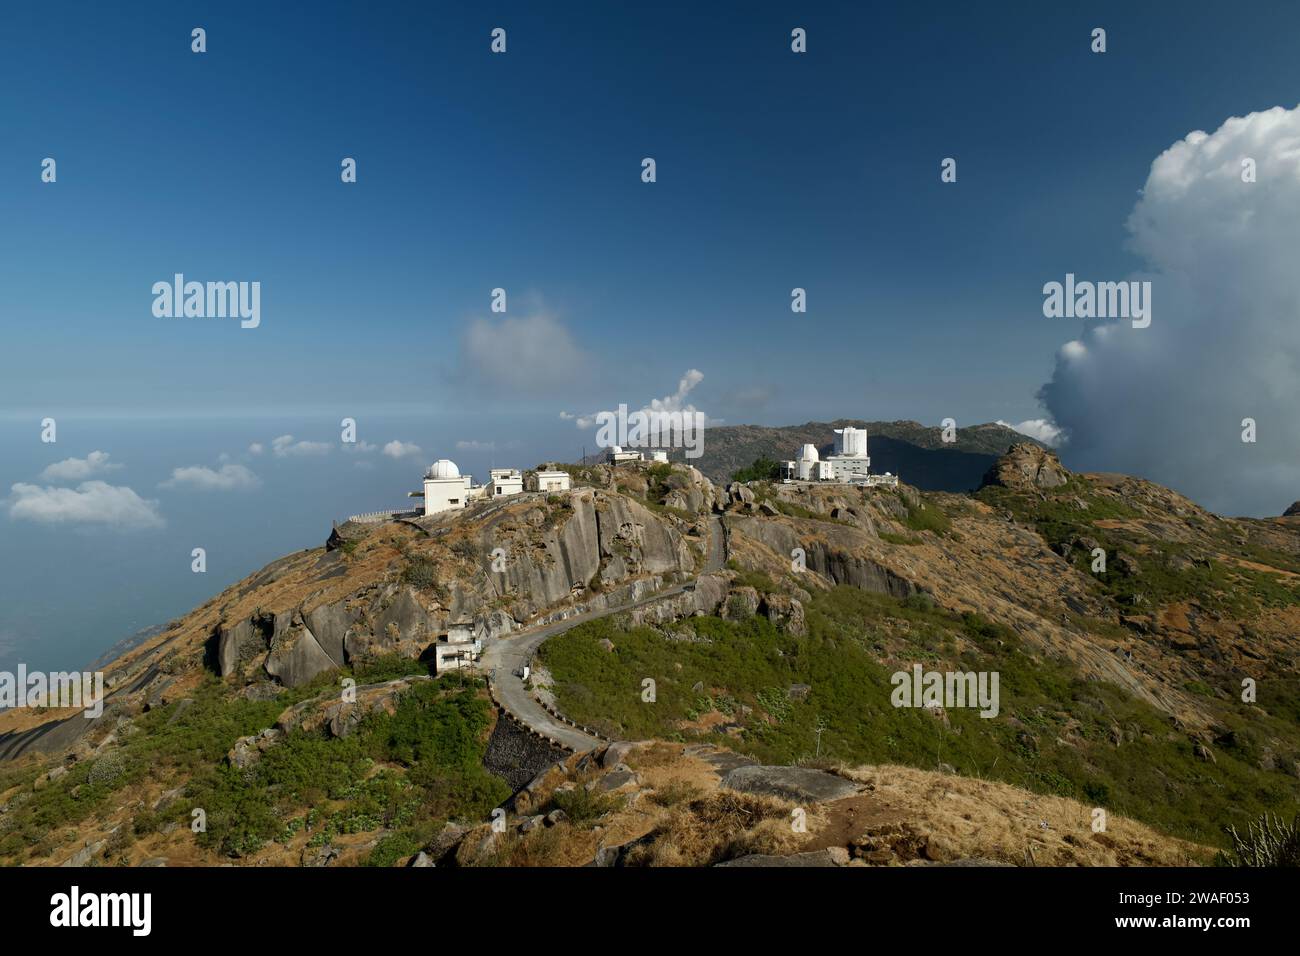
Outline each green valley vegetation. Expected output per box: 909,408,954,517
975,479,1300,617
0,667,508,865
731,457,782,483
537,586,1300,849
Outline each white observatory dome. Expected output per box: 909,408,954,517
611,446,623,454
426,459,460,479
799,444,820,462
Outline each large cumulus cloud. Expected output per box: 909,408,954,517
1040,106,1300,516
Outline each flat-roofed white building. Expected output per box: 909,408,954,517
432,625,481,672
607,445,644,464
528,469,571,493
487,468,523,498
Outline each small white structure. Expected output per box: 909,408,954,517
486,468,523,498
432,625,481,673
528,469,571,493
417,458,525,516
607,445,644,465
422,459,470,515
781,425,898,487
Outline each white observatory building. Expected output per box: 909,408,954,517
781,424,897,486
415,459,546,516
422,459,473,515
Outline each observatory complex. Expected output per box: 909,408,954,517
781,426,898,487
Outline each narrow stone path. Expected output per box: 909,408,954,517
481,514,726,752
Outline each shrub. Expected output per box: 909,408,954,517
401,556,442,594
549,787,624,826
732,458,780,483
1220,813,1300,867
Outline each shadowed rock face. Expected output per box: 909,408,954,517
212,487,700,687
1284,501,1300,517
725,514,917,599
980,442,1070,491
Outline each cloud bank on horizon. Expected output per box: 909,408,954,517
1039,105,1300,517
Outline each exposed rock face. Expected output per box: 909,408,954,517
717,850,843,867
624,573,729,627
265,616,338,688
726,515,916,598
720,765,861,803
980,442,1070,491
660,466,718,514
216,616,270,678
1284,501,1300,517
760,593,806,635
210,486,700,688
304,601,354,666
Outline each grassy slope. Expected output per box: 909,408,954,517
0,662,509,866
539,586,1300,849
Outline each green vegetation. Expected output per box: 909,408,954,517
976,481,1300,616
731,457,781,483
879,531,922,546
400,554,441,593
185,675,509,858
1218,812,1300,867
0,672,507,865
539,586,1300,849
724,561,779,594
548,786,625,826
770,499,850,524
902,498,952,535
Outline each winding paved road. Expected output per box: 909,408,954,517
482,515,725,752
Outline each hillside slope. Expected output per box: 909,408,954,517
1,453,1297,866
665,419,1041,490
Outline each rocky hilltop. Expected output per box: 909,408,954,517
1,452,1297,867
676,419,1041,491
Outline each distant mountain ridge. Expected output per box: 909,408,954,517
680,419,1045,491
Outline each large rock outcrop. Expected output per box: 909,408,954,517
211,486,699,687
980,442,1070,491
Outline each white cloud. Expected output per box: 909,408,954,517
996,419,1063,446
38,451,121,482
1039,105,1300,515
342,441,377,454
6,481,165,529
160,463,261,491
271,435,331,457
462,312,591,393
248,442,264,455
382,440,422,459
574,369,720,429
558,411,575,421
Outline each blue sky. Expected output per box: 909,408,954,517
6,0,1299,427
4,1,1300,670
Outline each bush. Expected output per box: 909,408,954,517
401,556,442,594
449,539,479,560
732,457,780,483
550,787,624,826
1220,813,1300,867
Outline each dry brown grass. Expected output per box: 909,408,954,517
624,790,802,867
837,764,1212,866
